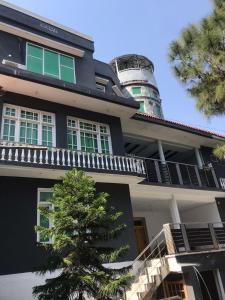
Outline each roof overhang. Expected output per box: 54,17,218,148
0,66,139,119
121,113,225,149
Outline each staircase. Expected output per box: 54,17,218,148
124,230,170,300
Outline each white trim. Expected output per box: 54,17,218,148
37,188,53,243
1,104,56,147
67,117,112,154
0,21,85,58
26,42,76,84
0,0,93,41
112,85,124,97
95,76,109,85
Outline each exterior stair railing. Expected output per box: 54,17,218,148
123,230,170,300
123,222,225,300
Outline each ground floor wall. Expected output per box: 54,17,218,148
133,209,172,241
0,176,137,277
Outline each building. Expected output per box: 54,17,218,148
0,1,225,299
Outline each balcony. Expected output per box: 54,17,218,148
143,157,219,189
163,222,225,255
0,141,145,176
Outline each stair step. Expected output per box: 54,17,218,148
137,274,155,284
146,266,161,276
125,291,140,300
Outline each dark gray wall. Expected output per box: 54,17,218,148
0,30,122,95
0,177,137,275
1,92,126,155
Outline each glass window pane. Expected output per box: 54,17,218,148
60,66,75,83
40,191,53,202
28,44,43,58
19,122,38,144
3,119,15,141
42,125,53,147
27,56,43,74
132,87,141,95
39,214,50,243
138,101,145,113
44,50,59,78
67,129,77,150
5,107,16,117
60,55,74,68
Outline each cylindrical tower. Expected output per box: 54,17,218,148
110,54,164,118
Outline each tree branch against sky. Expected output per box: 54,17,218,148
169,0,225,117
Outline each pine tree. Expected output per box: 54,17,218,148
33,169,133,300
169,0,225,116
168,0,225,156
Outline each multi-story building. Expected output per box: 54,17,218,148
0,1,225,299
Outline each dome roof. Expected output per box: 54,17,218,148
110,54,154,73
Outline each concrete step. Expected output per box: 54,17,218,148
125,291,140,300
146,266,161,276
137,274,155,284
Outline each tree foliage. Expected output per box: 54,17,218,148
169,0,225,116
33,169,133,300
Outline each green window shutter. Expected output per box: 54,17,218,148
60,55,75,83
132,87,141,95
27,44,43,74
44,50,59,78
138,102,145,113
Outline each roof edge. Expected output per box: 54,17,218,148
133,112,225,141
0,0,93,42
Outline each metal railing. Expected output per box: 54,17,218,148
163,222,225,255
0,141,145,175
124,230,169,300
143,157,219,189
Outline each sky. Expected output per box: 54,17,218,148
6,0,225,134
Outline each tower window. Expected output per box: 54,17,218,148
132,87,141,95
138,101,145,113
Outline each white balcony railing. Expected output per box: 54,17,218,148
0,141,146,175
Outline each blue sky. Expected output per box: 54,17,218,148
7,0,225,134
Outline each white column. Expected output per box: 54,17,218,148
169,196,181,223
157,140,166,164
195,148,203,169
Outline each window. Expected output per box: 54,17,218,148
96,84,106,92
132,86,141,95
153,104,161,116
67,118,112,154
26,43,76,84
138,101,145,113
37,189,53,243
1,104,56,146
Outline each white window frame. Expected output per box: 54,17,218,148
26,42,76,83
67,117,113,154
1,104,56,147
37,188,53,243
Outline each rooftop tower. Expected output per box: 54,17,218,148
110,54,164,118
